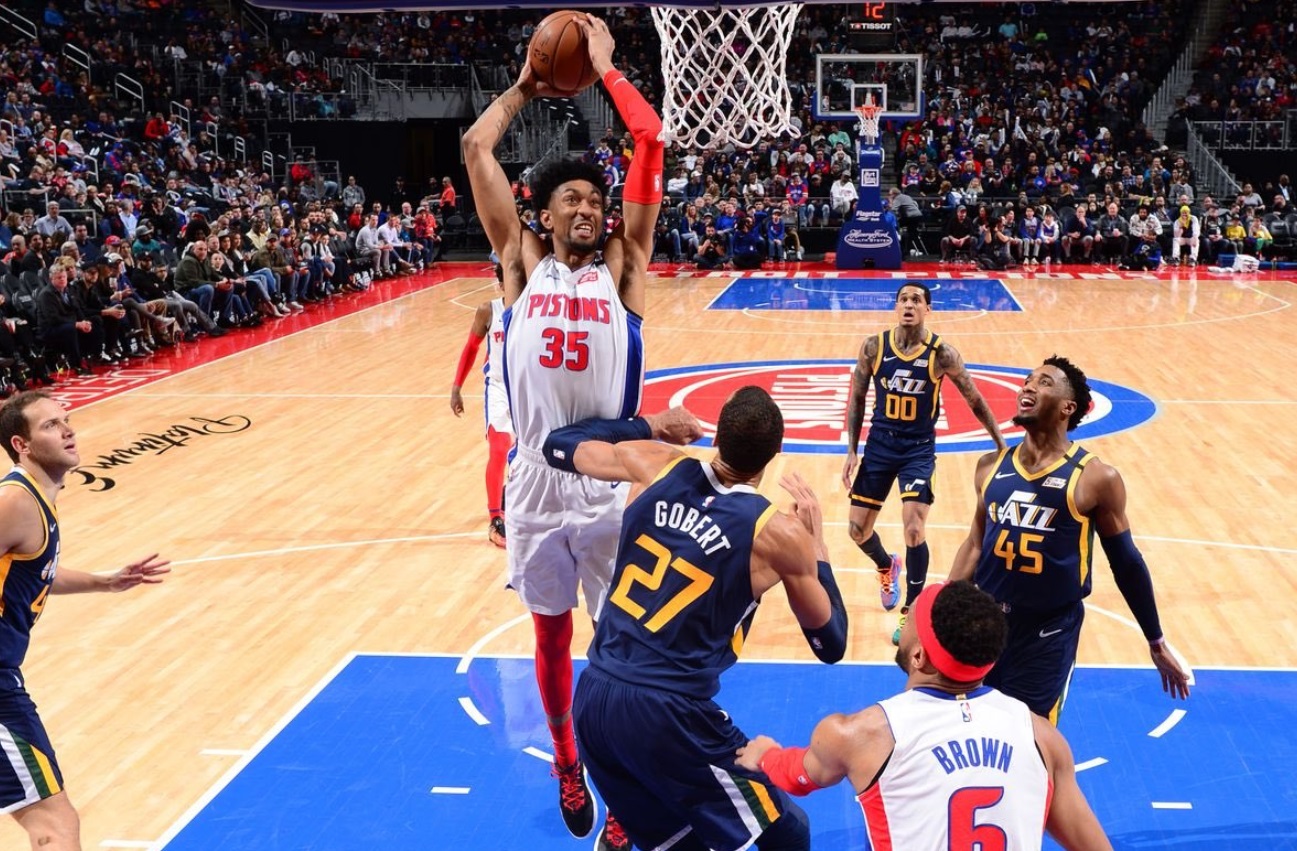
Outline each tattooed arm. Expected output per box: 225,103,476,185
841,334,879,490
937,342,1006,450
462,63,572,305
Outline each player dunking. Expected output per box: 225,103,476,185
736,581,1113,850
450,270,512,547
0,391,170,850
842,282,1005,644
949,356,1190,722
541,387,848,851
462,13,665,849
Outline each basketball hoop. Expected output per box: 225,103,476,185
651,3,803,150
854,103,884,147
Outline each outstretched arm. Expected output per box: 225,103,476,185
462,63,566,303
52,553,171,594
581,14,662,314
841,334,879,490
1088,462,1190,700
937,342,1006,450
542,407,703,485
736,706,892,796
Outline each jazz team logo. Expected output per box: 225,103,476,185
643,360,1157,455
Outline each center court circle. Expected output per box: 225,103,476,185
643,359,1157,455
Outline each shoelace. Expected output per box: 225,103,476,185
602,816,630,849
554,765,587,811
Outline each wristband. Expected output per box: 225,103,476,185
759,746,821,796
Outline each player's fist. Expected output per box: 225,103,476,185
646,406,704,445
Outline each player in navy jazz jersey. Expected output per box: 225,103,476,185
542,387,848,851
842,282,1005,645
0,391,168,849
949,357,1190,722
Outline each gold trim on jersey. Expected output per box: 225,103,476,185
980,449,1011,499
927,334,943,383
1065,454,1095,586
0,480,50,560
753,504,779,540
1010,443,1081,482
649,454,689,486
870,332,885,374
885,329,934,363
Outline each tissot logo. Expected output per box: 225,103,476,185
643,360,1156,455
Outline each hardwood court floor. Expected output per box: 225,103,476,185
5,263,1295,848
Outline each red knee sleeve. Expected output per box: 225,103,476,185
603,69,663,206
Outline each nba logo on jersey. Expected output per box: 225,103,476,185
960,701,972,722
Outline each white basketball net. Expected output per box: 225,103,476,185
855,103,883,146
651,3,803,150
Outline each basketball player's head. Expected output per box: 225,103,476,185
1014,355,1092,431
1,391,77,468
895,581,1006,684
530,159,608,253
895,282,931,327
714,386,783,479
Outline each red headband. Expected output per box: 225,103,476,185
913,583,996,683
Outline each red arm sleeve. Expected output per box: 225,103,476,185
603,70,663,206
453,330,486,388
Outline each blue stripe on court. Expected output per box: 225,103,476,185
159,656,1297,850
707,278,1022,311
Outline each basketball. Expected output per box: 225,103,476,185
527,10,599,95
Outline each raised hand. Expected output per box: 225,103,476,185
780,470,823,542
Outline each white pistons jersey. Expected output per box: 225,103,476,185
502,254,644,450
859,687,1052,851
483,298,512,435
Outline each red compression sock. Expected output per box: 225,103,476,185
486,427,511,518
533,611,578,767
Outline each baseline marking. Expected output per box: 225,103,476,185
430,786,472,795
1151,802,1194,810
151,652,360,849
1075,758,1109,772
523,746,554,763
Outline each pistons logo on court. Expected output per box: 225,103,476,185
643,360,1157,455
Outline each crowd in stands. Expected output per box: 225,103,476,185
1166,0,1295,147
0,0,1291,335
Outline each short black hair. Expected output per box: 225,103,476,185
0,390,52,463
897,281,932,304
1044,355,1092,431
930,581,1007,671
530,159,607,219
714,386,783,476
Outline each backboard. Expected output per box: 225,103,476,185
814,53,924,123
